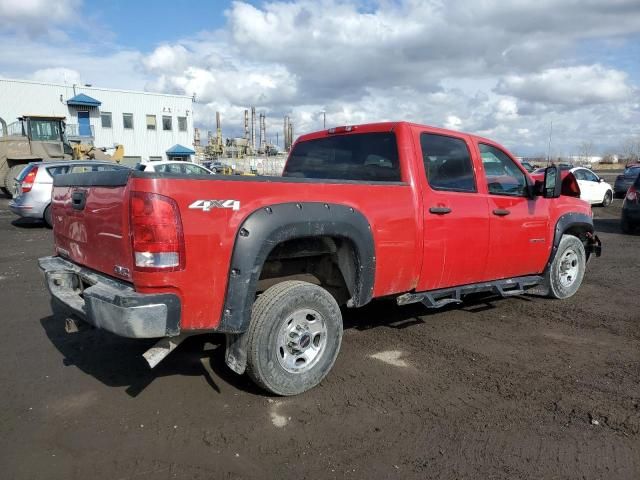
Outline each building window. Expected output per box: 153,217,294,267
123,113,134,129
149,156,162,162
146,115,156,130
178,116,187,132
162,116,172,131
101,112,112,128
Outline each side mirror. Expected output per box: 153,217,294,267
541,165,562,198
598,177,604,183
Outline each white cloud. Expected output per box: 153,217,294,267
444,115,462,130
0,0,80,29
496,65,634,106
31,67,82,85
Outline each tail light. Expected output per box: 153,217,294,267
21,166,38,193
626,185,638,204
561,173,581,198
130,191,185,272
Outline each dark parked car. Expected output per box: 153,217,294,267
621,173,640,233
614,164,640,198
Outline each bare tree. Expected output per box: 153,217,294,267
621,137,640,163
578,141,595,164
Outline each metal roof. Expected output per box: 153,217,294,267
67,93,102,107
166,144,195,155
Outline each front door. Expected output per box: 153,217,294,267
416,131,490,291
574,168,602,204
77,111,90,137
477,142,550,279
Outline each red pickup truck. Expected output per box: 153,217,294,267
39,122,601,395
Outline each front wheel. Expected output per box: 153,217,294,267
545,234,586,299
245,281,343,396
601,190,613,207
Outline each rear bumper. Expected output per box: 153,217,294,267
622,205,640,222
38,256,181,338
8,200,45,219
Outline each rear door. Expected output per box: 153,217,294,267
415,131,490,290
477,142,550,279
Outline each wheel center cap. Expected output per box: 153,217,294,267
299,333,311,349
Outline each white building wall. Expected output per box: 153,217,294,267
0,78,194,161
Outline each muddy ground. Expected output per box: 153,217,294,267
0,185,638,479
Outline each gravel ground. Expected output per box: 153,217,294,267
0,192,638,480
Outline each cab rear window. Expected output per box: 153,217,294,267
283,132,401,182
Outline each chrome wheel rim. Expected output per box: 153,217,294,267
559,249,579,287
276,308,327,373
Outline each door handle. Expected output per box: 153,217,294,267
71,191,87,211
493,208,510,216
429,206,452,215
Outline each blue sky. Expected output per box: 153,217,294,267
0,0,639,156
89,0,231,50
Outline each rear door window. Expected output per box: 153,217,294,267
283,132,401,181
420,133,476,192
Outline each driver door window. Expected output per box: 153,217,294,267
582,170,598,182
480,144,526,196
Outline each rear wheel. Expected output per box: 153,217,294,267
545,234,586,299
601,190,613,207
246,280,343,396
43,205,53,228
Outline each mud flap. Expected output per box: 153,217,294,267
225,333,248,375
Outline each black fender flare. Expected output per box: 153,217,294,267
544,212,596,271
219,202,376,334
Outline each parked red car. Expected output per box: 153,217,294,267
39,122,601,395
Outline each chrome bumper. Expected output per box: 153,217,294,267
38,256,181,338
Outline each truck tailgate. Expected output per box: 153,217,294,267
52,169,134,281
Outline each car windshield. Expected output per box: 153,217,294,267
624,166,640,177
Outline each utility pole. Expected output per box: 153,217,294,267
547,120,553,165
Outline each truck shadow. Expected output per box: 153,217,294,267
12,217,46,229
39,315,263,398
342,293,527,331
39,293,532,397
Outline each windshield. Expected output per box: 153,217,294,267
28,119,63,141
283,132,401,181
624,166,640,177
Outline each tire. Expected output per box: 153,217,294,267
4,164,27,195
601,190,613,207
43,204,53,228
544,234,586,299
245,280,343,396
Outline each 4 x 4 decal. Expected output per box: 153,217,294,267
189,199,240,211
